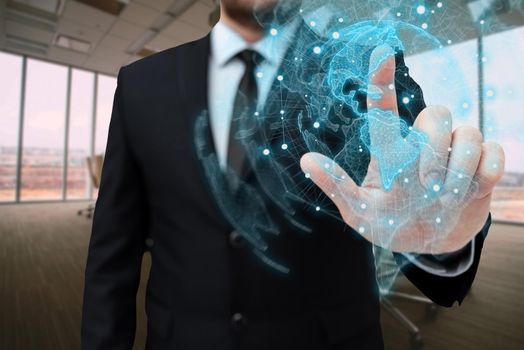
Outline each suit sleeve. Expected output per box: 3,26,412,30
392,50,490,307
81,67,148,349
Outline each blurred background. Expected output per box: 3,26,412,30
0,0,522,349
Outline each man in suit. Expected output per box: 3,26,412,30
81,1,504,349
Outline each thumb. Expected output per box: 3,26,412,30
300,152,360,219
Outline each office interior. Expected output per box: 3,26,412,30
0,0,523,349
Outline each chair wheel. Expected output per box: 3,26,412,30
425,304,438,320
410,334,424,350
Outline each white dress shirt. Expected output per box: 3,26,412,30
207,19,474,277
208,19,299,169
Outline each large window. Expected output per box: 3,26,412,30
67,69,95,199
405,39,479,129
405,29,524,223
0,51,116,203
0,24,523,224
483,26,524,223
95,75,117,155
0,52,22,202
21,58,68,200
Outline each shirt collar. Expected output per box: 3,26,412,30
210,18,300,67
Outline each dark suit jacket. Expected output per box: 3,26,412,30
81,24,490,350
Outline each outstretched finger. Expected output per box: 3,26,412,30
367,44,399,115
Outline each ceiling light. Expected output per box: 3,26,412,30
55,34,91,53
126,29,157,55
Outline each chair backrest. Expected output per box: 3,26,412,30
86,154,104,189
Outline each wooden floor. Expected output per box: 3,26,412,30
0,202,523,350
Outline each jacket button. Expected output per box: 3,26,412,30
229,230,244,247
231,312,247,331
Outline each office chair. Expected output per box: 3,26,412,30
376,247,438,350
77,154,104,219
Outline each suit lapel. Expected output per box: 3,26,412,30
175,34,234,230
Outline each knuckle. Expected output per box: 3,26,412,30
483,141,505,159
453,125,483,144
417,105,452,132
480,170,502,187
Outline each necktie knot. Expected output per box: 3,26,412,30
236,49,263,75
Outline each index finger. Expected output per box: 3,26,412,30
367,44,399,115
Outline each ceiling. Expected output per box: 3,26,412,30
0,0,218,76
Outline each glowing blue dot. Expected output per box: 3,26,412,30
313,46,322,54
402,97,410,104
417,5,426,14
404,178,409,183
256,71,263,78
492,163,498,169
280,109,285,115
359,226,365,233
305,172,311,179
462,102,469,109
338,17,344,23
396,12,401,17
421,23,428,29
254,111,260,116
270,28,278,36
360,203,367,209
447,39,452,44
481,56,487,63
310,21,316,27
436,217,442,224
486,90,494,97
332,31,340,39
262,148,270,156
437,2,443,8
313,121,320,128
324,163,330,169
315,206,320,211
388,219,395,225
453,188,459,194
433,184,441,192
281,143,288,150
277,75,283,81
424,194,428,199
458,173,464,179
480,19,485,25
466,149,471,155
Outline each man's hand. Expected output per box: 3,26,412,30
300,44,505,255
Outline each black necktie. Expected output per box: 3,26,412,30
227,49,262,177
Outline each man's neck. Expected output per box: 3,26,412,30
219,8,264,43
